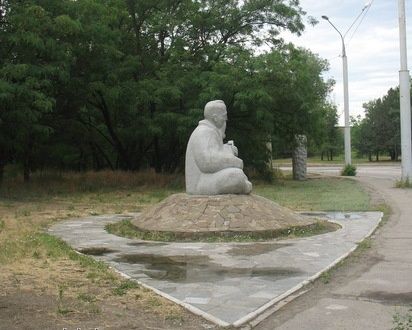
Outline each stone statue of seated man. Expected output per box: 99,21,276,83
185,100,253,195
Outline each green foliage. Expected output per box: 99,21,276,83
113,280,139,296
393,309,412,330
357,237,372,250
341,164,357,176
0,0,333,179
395,179,412,188
316,104,343,161
352,86,403,161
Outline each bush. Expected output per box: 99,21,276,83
341,164,357,176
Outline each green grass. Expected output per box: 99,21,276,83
274,155,396,165
77,292,97,303
341,164,357,176
113,280,139,296
356,237,372,250
0,231,113,275
106,219,340,242
395,179,412,188
393,309,412,330
375,203,392,227
254,177,370,211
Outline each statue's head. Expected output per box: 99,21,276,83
204,100,227,130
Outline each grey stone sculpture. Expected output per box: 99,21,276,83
292,135,307,181
185,100,252,195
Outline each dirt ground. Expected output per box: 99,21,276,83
0,256,217,330
0,190,218,330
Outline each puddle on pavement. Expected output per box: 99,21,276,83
362,291,412,304
114,253,304,282
78,247,118,256
127,242,168,247
228,243,292,256
327,212,362,220
300,212,327,217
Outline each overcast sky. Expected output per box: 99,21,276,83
282,0,412,125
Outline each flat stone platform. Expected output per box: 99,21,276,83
131,193,316,234
48,211,382,327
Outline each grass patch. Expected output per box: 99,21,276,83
106,219,340,242
395,179,412,188
57,285,73,315
113,280,139,296
393,308,412,330
341,164,357,176
254,177,370,211
77,292,97,303
0,169,183,200
319,270,332,284
357,237,372,250
375,203,391,228
274,155,395,165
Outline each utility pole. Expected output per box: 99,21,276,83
322,16,352,165
398,0,412,181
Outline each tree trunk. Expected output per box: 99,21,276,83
321,151,324,161
94,143,114,170
376,151,379,161
150,102,161,173
23,158,30,183
93,91,132,170
369,152,372,162
153,136,161,173
0,164,4,184
23,137,34,183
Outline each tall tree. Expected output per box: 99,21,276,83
0,0,336,180
356,87,402,161
0,1,78,180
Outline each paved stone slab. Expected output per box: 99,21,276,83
131,193,316,233
48,211,382,327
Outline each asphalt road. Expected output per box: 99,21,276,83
279,164,401,180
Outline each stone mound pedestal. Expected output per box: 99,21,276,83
131,193,318,235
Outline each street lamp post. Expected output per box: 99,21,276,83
322,15,352,166
398,0,412,181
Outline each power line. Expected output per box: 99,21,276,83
343,2,370,38
328,55,341,61
347,0,374,45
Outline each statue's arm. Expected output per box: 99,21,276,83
193,135,243,173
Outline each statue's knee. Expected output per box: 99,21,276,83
226,168,246,181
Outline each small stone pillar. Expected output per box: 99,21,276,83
292,135,307,181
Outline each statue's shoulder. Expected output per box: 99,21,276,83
192,120,216,136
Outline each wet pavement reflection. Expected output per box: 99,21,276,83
114,252,303,282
